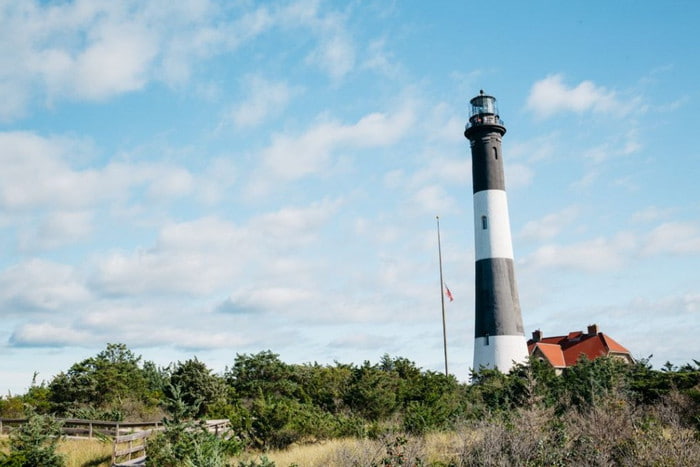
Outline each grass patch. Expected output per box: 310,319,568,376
234,432,469,466
57,438,113,467
1,435,112,467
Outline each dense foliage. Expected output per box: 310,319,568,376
0,412,64,466
146,382,242,466
1,344,699,464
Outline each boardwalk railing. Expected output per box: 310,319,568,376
204,418,230,436
0,418,231,466
0,417,162,438
112,428,156,466
1,417,231,466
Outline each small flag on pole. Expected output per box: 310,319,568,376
444,284,454,302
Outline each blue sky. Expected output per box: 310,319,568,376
1,0,699,394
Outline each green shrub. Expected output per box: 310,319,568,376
0,413,65,467
146,420,241,467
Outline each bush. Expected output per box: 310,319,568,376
0,396,25,419
146,420,241,467
0,413,65,467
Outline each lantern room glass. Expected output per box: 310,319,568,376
470,95,499,117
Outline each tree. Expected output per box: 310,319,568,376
21,373,52,414
0,413,65,467
225,351,299,400
293,362,353,413
560,356,631,410
344,361,399,421
48,343,150,416
147,384,242,466
168,358,228,418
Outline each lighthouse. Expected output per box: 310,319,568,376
464,91,528,373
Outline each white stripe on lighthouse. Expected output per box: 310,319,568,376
473,189,514,261
474,335,529,371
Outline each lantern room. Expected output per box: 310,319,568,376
465,90,506,136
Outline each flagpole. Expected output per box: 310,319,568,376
436,216,448,376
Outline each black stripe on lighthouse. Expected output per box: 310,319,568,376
471,135,505,193
474,257,524,337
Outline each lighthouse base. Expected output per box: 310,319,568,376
473,334,528,374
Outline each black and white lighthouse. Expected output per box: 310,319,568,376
464,91,528,372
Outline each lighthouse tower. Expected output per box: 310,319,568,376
464,91,528,373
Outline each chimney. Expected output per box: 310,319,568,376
587,324,599,336
532,329,542,342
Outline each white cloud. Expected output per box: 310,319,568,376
409,154,471,186
8,303,257,350
146,166,194,200
0,259,91,313
0,80,29,122
508,134,559,162
519,206,581,242
10,322,90,347
247,106,415,195
250,199,340,246
0,0,357,120
0,131,194,210
222,287,315,314
91,200,339,296
280,1,355,80
229,75,297,128
307,32,356,80
582,129,643,164
194,157,238,205
362,39,401,77
0,131,94,209
19,210,94,251
329,332,390,349
354,218,400,245
411,185,456,215
505,163,535,190
580,293,700,366
641,222,700,256
0,131,211,250
75,25,157,99
143,328,254,350
522,220,700,274
526,74,629,119
631,206,673,224
0,1,162,112
571,168,600,189
522,233,636,272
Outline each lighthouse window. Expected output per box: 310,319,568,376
481,216,488,230
493,147,498,159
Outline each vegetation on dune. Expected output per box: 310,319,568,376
0,412,64,466
1,344,699,465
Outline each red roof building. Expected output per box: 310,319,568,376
527,324,633,373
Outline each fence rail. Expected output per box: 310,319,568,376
112,428,155,466
1,417,231,466
0,417,162,438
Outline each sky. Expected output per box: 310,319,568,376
1,0,699,395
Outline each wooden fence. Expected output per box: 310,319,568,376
112,429,154,466
1,417,231,466
0,417,162,438
110,419,230,466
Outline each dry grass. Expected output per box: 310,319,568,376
2,434,113,466
236,438,366,466
56,438,113,467
234,406,700,467
235,432,471,466
6,405,700,467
